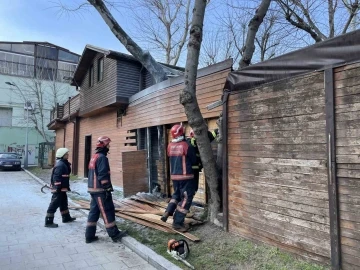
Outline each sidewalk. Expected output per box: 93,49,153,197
0,171,157,270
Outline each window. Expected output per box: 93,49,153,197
58,50,79,63
0,108,12,127
89,65,94,87
0,43,11,51
11,44,34,55
98,57,104,81
36,45,57,60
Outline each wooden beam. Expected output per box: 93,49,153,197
325,68,341,270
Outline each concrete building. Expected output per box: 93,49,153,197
0,41,79,165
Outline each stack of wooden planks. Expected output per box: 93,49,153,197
70,193,201,242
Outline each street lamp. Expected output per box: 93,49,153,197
5,81,32,169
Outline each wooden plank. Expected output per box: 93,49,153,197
115,213,171,233
229,180,328,200
229,191,329,217
229,188,328,209
131,196,168,209
230,173,327,191
118,211,200,242
229,197,330,225
229,150,325,160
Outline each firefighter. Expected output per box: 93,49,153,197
187,128,218,192
85,136,127,243
161,124,197,232
45,148,76,228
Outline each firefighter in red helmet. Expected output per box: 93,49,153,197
161,124,197,232
85,136,127,243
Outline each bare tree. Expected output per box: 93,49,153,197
255,14,281,62
275,0,360,42
179,0,222,222
201,30,236,67
123,0,193,65
9,66,71,142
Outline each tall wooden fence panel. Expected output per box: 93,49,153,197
227,71,331,263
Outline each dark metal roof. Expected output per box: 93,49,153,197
0,41,80,55
71,44,184,86
225,29,360,92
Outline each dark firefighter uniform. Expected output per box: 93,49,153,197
45,158,75,227
85,145,125,243
164,127,197,231
187,129,218,192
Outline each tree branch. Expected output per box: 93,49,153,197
328,0,335,37
239,0,271,69
277,0,323,42
342,0,359,33
87,0,168,83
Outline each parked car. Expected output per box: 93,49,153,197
0,153,22,171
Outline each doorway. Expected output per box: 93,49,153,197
84,135,92,178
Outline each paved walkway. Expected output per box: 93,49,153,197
0,171,156,270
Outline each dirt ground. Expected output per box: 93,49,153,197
29,167,329,270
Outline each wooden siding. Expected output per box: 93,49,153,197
334,62,360,270
226,71,331,263
121,69,229,129
79,53,118,114
122,150,148,197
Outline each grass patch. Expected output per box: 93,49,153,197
116,220,329,270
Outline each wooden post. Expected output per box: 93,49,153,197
222,90,230,232
324,68,341,270
146,127,151,193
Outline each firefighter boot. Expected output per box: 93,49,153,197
62,213,76,223
44,217,58,228
112,230,128,242
172,223,189,232
85,236,99,244
161,212,169,222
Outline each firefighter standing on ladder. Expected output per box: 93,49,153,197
85,136,127,243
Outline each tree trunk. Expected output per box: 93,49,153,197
88,0,168,83
180,0,220,223
239,0,271,69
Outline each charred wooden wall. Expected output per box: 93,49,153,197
227,71,331,263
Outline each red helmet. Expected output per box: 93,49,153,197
189,129,194,138
96,136,111,148
170,124,184,139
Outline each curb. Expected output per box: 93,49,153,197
23,169,182,270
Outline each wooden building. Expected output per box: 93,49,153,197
48,44,232,204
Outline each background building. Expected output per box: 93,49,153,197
0,41,79,165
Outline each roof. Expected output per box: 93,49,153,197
0,41,80,56
225,29,360,92
71,44,184,86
